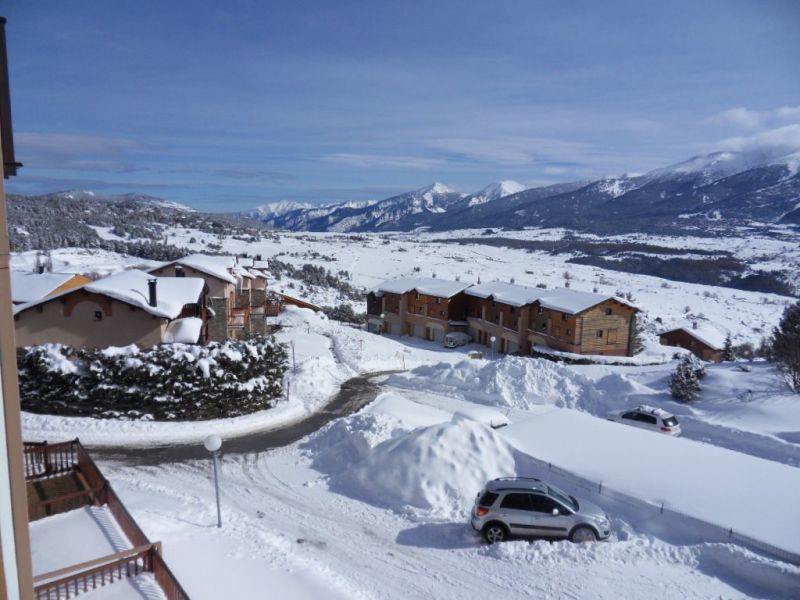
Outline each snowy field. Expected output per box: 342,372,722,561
14,230,800,599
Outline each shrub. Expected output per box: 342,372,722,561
17,336,288,420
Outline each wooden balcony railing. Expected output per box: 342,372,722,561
24,440,78,480
26,440,191,599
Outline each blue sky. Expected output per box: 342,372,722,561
4,0,800,211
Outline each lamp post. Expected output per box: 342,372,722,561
490,336,496,360
204,434,223,528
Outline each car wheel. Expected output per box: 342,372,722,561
570,526,597,543
483,523,508,544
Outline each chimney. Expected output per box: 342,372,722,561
256,254,262,261
692,321,698,330
175,265,185,277
148,279,158,307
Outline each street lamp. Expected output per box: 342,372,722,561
204,434,223,528
489,336,497,360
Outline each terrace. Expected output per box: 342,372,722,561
24,440,189,599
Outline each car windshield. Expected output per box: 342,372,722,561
547,485,578,511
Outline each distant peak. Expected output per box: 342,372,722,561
418,182,457,195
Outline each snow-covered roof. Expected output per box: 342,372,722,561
464,281,541,307
246,268,268,279
466,282,637,314
163,317,204,343
373,277,471,299
234,267,255,279
14,269,206,320
156,254,237,284
537,288,638,315
10,272,79,304
252,260,270,269
659,324,727,351
237,257,255,268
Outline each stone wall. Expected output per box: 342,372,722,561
207,296,229,342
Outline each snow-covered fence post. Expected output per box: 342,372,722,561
598,481,603,494
291,341,296,374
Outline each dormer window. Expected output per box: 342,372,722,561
605,308,612,316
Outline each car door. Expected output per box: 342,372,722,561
496,492,535,535
636,412,658,432
528,493,571,538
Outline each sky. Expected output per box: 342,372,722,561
3,0,800,211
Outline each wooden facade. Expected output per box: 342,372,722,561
659,329,722,362
366,288,468,340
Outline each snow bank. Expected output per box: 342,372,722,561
502,409,800,558
395,356,601,411
314,408,517,519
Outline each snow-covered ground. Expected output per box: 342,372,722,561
15,230,800,599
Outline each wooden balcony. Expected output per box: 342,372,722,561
24,440,190,599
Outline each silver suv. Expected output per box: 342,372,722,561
606,405,682,436
470,477,611,544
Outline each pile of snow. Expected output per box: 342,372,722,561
396,356,600,411
328,413,517,519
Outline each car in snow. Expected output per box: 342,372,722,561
444,332,471,348
470,477,611,544
606,405,682,436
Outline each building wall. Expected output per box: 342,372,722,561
14,291,167,348
577,301,636,356
659,330,721,362
464,296,530,354
206,296,228,342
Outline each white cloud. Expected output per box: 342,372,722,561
425,136,594,167
15,132,150,157
322,153,446,170
717,124,800,155
711,105,800,130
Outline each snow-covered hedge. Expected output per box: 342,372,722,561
17,337,288,420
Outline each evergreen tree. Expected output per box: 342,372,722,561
721,333,735,362
771,300,800,392
670,355,701,402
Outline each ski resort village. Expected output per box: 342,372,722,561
2,3,800,600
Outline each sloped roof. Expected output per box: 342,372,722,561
465,281,541,307
163,317,204,343
14,270,205,320
660,324,726,351
153,254,237,284
537,288,638,315
373,277,471,299
10,272,80,303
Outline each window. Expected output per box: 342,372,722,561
510,306,515,314
565,328,571,336
596,330,603,338
500,493,532,511
605,308,612,316
94,311,103,321
537,306,543,315
640,414,658,425
478,492,499,507
540,323,547,331
439,310,445,317
663,417,679,427
436,298,441,304
562,313,568,321
555,326,561,337
415,293,420,300
529,494,560,514
622,412,638,420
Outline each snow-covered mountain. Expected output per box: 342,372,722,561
465,180,527,207
250,200,314,218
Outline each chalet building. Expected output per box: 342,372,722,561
13,269,209,348
659,325,724,362
150,253,274,339
366,277,470,342
10,271,91,305
466,282,639,356
368,277,639,356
